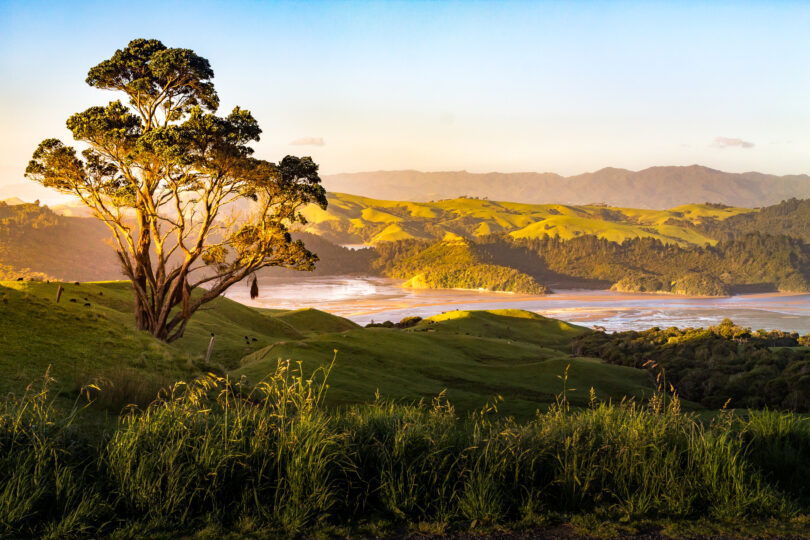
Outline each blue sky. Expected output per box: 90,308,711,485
1,0,809,190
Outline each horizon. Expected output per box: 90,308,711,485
2,161,808,208
2,0,810,191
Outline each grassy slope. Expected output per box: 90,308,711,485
0,281,301,393
301,193,752,246
236,309,652,417
1,281,653,417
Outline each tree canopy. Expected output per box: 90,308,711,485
26,39,327,341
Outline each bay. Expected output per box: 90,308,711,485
225,276,810,333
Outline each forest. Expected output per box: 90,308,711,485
700,198,810,243
367,231,810,295
572,319,810,411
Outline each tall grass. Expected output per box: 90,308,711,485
1,362,809,537
0,369,102,538
105,359,341,533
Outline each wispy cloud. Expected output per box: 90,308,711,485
713,137,754,149
289,137,325,146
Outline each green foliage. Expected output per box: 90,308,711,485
26,38,328,341
380,238,548,293
703,198,810,243
2,364,809,536
0,371,103,538
573,321,810,411
487,232,810,294
365,231,810,295
105,362,339,533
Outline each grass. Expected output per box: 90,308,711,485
236,327,653,417
235,309,654,418
1,281,651,418
271,307,360,334
1,362,809,538
417,309,589,349
0,280,302,395
302,192,755,246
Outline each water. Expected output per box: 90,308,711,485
226,276,810,333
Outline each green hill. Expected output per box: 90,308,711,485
301,192,748,247
0,281,654,417
0,281,305,394
272,307,361,334
385,237,547,294
235,309,649,416
416,309,589,349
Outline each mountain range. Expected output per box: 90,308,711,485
322,165,810,208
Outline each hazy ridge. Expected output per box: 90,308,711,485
323,165,810,208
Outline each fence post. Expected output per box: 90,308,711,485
205,333,215,364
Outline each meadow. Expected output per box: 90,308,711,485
0,280,651,417
3,280,810,538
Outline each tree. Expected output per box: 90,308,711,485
25,39,327,342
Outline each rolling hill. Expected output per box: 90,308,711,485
323,165,810,208
301,192,751,247
0,280,655,417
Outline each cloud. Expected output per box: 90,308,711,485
289,137,325,146
713,137,754,149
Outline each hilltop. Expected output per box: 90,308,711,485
323,165,810,209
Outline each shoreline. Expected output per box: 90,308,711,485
225,277,810,330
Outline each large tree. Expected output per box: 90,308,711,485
26,39,327,342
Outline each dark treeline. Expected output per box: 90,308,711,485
477,232,810,295
364,232,810,295
573,319,810,411
701,198,810,243
325,231,810,295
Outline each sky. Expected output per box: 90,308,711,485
1,0,810,195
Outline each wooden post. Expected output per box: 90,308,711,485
55,285,63,303
205,333,215,364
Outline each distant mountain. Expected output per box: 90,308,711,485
322,165,810,208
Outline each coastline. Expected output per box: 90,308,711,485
224,275,810,333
